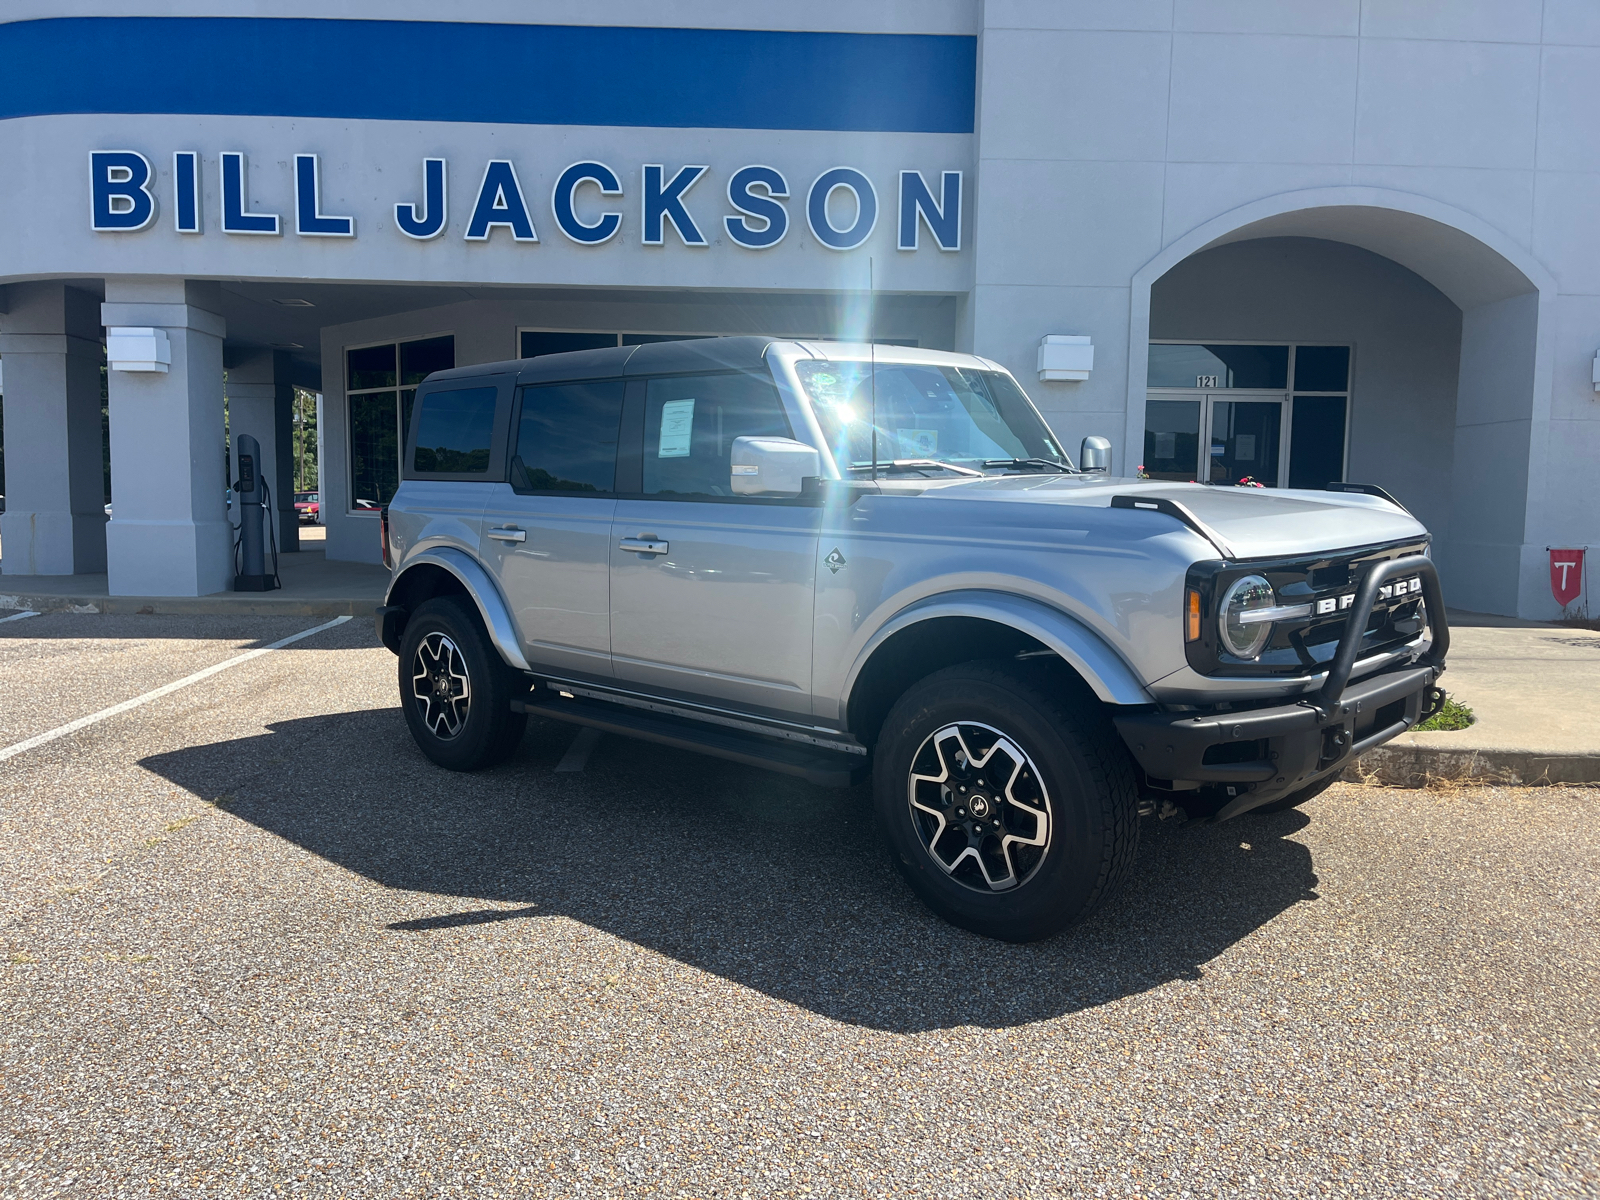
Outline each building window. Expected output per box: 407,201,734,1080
1144,343,1349,488
517,330,712,359
1148,343,1288,390
1288,345,1350,491
345,334,453,510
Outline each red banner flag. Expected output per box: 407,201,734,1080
1550,549,1585,607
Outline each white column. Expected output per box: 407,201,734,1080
226,348,299,552
102,278,231,596
0,282,108,574
1442,291,1542,617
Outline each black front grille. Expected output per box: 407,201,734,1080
1309,561,1351,590
1185,539,1430,678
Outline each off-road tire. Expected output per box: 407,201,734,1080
398,596,528,771
873,660,1140,942
1251,773,1337,814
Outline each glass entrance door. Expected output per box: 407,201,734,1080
1144,392,1289,485
1206,398,1282,486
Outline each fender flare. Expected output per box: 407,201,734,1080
842,589,1154,708
387,547,531,673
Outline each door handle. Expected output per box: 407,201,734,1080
486,526,527,543
619,537,669,556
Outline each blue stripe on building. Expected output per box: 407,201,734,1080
0,18,976,133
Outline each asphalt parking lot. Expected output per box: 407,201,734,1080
0,612,1595,1198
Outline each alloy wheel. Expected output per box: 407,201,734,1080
411,632,472,739
907,722,1053,892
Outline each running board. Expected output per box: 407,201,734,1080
511,691,869,788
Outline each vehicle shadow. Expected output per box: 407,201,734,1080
139,709,1320,1033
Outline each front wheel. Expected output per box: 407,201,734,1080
873,661,1140,942
398,596,527,771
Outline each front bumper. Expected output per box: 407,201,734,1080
1112,554,1450,821
1114,663,1441,818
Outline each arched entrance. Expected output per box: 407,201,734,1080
1126,188,1555,618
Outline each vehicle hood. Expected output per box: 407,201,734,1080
910,474,1429,559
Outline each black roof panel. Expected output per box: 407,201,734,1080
621,335,776,376
419,336,781,389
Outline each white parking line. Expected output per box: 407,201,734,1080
554,726,602,773
0,610,41,625
0,614,353,764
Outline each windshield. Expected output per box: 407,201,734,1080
794,361,1071,475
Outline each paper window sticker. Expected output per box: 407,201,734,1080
658,399,695,458
1155,432,1176,458
896,428,937,456
1235,434,1256,459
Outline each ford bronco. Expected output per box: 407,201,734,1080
376,337,1448,941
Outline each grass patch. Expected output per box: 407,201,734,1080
1415,695,1475,731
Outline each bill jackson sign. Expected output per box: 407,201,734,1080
88,150,963,253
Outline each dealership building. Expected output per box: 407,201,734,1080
0,2,1596,618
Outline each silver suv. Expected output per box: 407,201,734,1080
377,337,1447,941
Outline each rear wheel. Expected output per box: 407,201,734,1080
873,661,1139,942
398,596,527,771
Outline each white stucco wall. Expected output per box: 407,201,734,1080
967,2,1599,616
1,1,1598,614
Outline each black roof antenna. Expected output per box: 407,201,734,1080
868,256,877,483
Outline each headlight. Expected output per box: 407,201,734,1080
1219,575,1275,659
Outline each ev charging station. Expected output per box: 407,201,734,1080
232,433,279,592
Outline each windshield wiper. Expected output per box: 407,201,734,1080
982,458,1076,474
848,459,986,478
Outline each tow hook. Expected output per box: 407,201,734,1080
1321,725,1350,764
1418,685,1447,724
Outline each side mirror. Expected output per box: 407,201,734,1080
730,436,822,497
1079,435,1112,473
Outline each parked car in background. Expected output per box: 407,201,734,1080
295,491,320,523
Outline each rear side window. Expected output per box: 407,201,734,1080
412,387,498,474
512,381,626,493
642,373,790,497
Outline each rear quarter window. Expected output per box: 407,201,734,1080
412,386,499,474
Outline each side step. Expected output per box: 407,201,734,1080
511,691,870,788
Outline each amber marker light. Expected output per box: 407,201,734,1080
1186,588,1202,642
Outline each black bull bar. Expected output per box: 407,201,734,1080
1114,555,1450,821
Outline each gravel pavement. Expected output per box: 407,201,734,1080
0,613,1596,1198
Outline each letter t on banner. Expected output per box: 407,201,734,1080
1550,548,1585,608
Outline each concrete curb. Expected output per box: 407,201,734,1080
0,591,376,618
1347,744,1600,787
